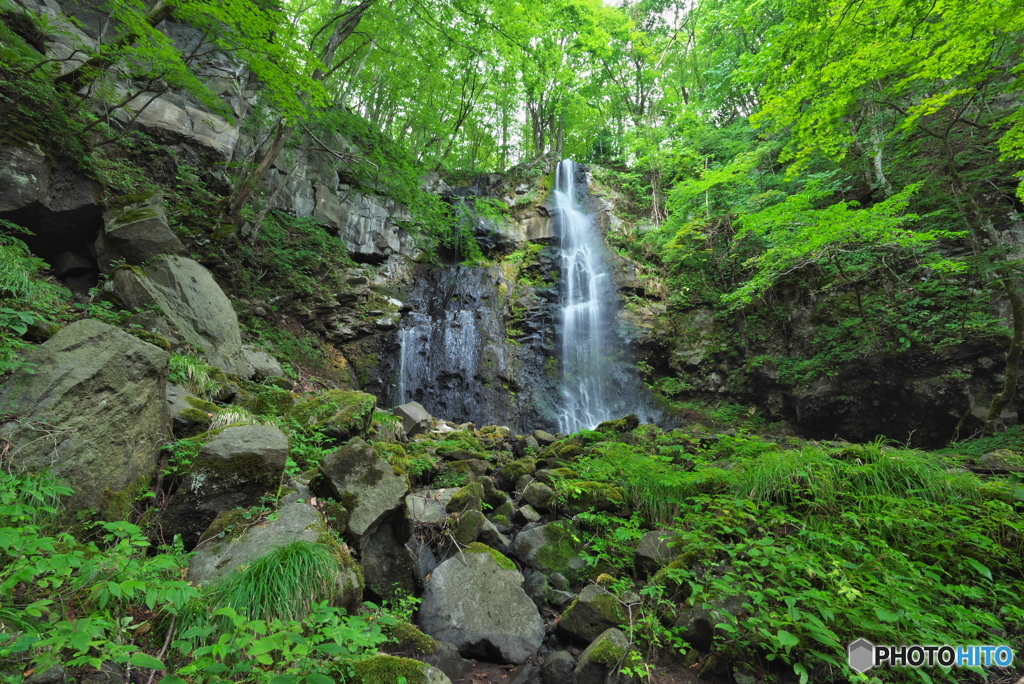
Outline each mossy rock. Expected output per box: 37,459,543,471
244,387,300,417
373,442,410,468
351,655,433,684
558,585,628,642
446,481,485,513
320,500,350,536
289,389,377,443
452,509,486,545
596,415,640,434
557,480,626,515
196,507,251,546
497,458,537,489
448,458,490,479
465,541,517,570
385,621,438,656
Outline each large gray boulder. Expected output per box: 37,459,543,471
188,501,363,611
158,424,288,549
418,545,545,664
112,255,248,376
0,320,168,512
97,191,187,269
635,530,674,576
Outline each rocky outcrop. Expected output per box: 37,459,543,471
0,319,169,512
157,424,288,548
417,545,545,664
112,255,249,377
0,144,103,292
289,390,376,444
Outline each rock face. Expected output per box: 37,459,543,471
388,259,562,433
0,320,169,512
0,144,103,291
418,546,545,664
113,255,249,376
158,424,288,548
290,390,376,444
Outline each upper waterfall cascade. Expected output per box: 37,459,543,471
555,159,654,433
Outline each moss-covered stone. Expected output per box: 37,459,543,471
320,501,350,536
196,507,251,546
351,655,427,684
588,637,626,668
503,459,538,482
385,621,438,655
97,471,152,523
596,414,640,434
446,481,485,513
557,480,626,515
465,541,517,571
452,509,486,545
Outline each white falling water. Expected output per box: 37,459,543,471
556,159,619,433
397,327,409,405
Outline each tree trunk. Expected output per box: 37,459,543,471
985,272,1024,434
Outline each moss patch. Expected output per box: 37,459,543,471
588,638,626,669
465,542,516,570
351,655,426,684
446,481,484,513
385,621,438,655
97,471,152,523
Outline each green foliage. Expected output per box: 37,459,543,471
169,353,223,399
0,470,198,678
0,227,69,376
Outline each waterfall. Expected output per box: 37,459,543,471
555,159,652,433
397,327,409,405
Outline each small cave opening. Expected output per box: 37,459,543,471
0,201,104,294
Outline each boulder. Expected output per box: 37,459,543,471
510,521,587,578
573,628,631,684
187,501,362,610
533,429,558,446
451,509,486,545
416,641,471,684
395,401,432,436
311,438,410,539
558,585,628,643
97,191,186,268
112,256,248,377
310,438,416,599
0,320,168,512
158,424,288,548
635,530,674,576
406,488,459,524
672,594,748,651
542,651,576,684
418,544,545,664
521,481,557,512
165,383,215,435
242,344,284,379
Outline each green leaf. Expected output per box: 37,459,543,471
776,629,800,653
874,607,900,623
964,557,993,581
129,653,165,669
